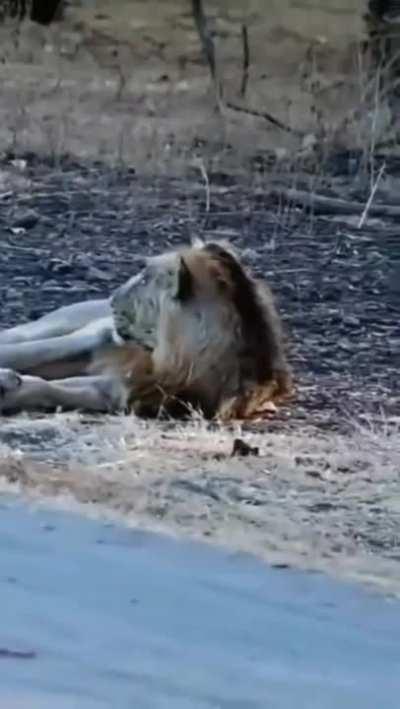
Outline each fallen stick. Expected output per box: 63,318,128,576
270,187,400,219
226,101,303,136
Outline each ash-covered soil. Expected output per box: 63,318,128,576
0,153,398,433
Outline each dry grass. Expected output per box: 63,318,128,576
0,412,399,596
0,0,381,174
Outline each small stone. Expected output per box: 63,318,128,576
342,315,360,327
87,266,113,281
231,438,259,457
47,259,73,275
12,209,39,230
305,469,324,480
10,159,27,171
338,338,353,351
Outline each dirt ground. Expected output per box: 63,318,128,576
0,1,399,595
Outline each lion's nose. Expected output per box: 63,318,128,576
111,277,135,307
112,272,143,305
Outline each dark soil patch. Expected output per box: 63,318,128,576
0,153,398,433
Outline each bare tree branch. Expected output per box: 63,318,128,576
239,24,250,99
191,0,301,136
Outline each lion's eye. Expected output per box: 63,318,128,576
140,269,153,286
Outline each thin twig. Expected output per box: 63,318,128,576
239,24,250,99
192,157,211,212
367,64,381,190
358,162,386,229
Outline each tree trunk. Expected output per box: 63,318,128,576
0,0,63,23
30,0,63,24
365,0,400,129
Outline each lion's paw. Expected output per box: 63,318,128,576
97,377,128,413
0,368,22,400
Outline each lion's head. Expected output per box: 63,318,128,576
110,251,192,349
109,239,292,419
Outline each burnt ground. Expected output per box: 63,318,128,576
0,152,398,434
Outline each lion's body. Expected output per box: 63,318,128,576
0,241,292,419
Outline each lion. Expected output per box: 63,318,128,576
0,240,292,419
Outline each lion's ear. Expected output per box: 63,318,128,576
173,256,193,301
191,236,205,249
